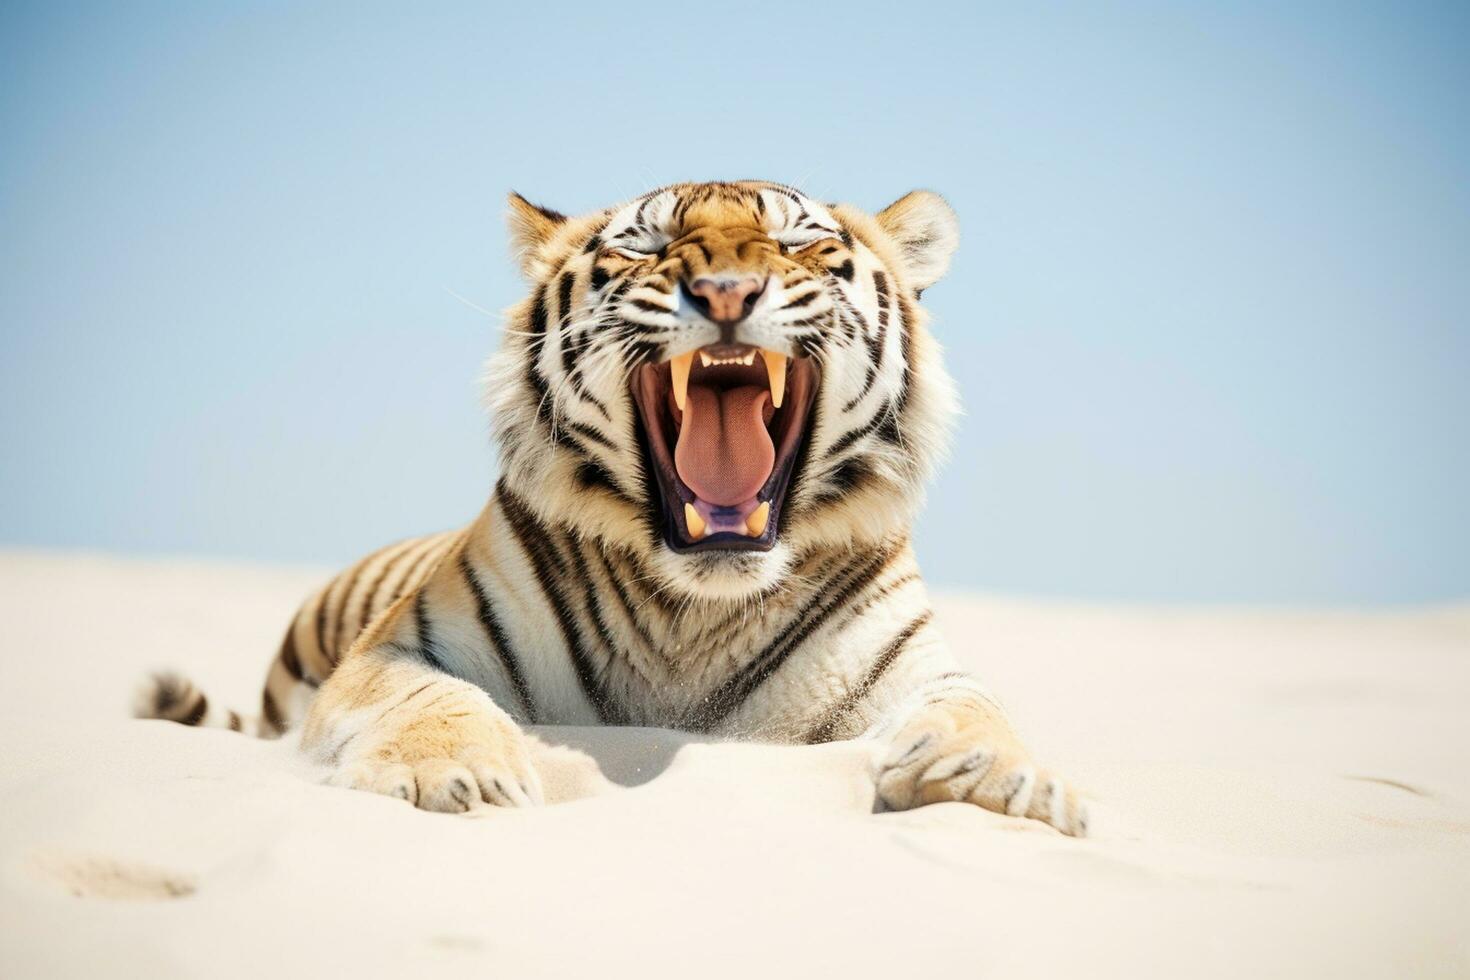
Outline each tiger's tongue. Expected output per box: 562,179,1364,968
675,384,775,507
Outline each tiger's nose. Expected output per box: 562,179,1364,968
682,275,766,326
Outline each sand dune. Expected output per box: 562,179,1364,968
0,551,1466,978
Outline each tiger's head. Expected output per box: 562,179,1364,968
486,181,959,601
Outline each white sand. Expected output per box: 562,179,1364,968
0,550,1466,978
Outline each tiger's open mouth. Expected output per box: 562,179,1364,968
633,345,819,553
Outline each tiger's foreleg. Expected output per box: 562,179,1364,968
299,590,544,812
868,671,1089,837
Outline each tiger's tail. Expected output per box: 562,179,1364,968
132,670,274,736
132,626,313,738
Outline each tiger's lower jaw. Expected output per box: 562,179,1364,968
632,347,819,556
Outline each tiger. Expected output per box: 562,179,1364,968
137,180,1088,836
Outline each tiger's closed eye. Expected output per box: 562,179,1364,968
774,230,843,252
609,247,656,261
777,238,842,258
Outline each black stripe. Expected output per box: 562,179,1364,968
526,286,552,425
874,406,902,446
530,284,549,334
571,378,612,420
826,416,880,459
398,539,444,595
826,396,896,462
831,572,921,632
561,347,611,420
565,421,617,451
414,591,447,674
688,548,898,731
804,610,934,744
228,710,242,732
328,554,374,661
836,292,869,342
674,190,697,226
788,311,829,328
893,293,915,423
261,687,286,733
551,425,583,454
575,460,630,499
498,484,622,723
458,550,536,722
843,271,889,412
501,487,567,578
313,588,330,667
279,628,304,681
845,367,877,412
557,271,576,324
180,693,208,727
357,541,412,631
598,548,658,654
567,540,632,693
557,271,601,418
622,338,663,370
828,458,871,492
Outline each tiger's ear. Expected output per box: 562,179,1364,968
506,191,567,278
875,190,960,292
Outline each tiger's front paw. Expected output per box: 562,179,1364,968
875,701,1088,837
321,679,544,813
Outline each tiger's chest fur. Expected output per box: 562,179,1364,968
553,531,927,736
282,491,931,743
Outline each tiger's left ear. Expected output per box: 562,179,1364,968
875,190,960,292
506,191,567,278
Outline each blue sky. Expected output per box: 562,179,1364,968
2,1,1466,603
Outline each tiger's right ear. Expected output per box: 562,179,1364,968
506,192,567,278
875,190,960,292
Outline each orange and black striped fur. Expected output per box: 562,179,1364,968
137,181,1088,835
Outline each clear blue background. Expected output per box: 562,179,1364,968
2,1,1466,604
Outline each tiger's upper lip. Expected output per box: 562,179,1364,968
631,346,819,553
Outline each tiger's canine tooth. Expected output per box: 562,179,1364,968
698,350,713,368
684,503,707,539
762,350,787,408
671,352,693,412
745,501,770,537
